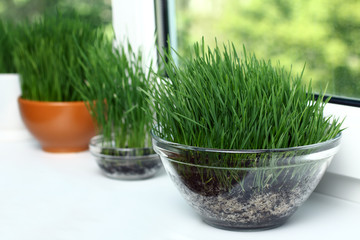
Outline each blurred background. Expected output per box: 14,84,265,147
1,0,359,99
0,0,111,27
174,0,360,99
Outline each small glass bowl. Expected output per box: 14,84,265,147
152,131,341,230
89,135,163,180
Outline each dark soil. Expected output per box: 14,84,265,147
167,160,328,229
96,152,162,180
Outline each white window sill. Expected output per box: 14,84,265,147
0,137,359,239
324,103,360,179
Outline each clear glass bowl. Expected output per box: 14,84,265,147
89,135,163,180
152,132,341,230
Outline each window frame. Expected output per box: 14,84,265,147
316,94,360,108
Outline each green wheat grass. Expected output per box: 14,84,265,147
0,20,16,73
148,39,343,191
13,12,101,101
150,39,343,151
71,39,153,149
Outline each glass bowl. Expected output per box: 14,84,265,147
89,135,163,180
152,132,341,230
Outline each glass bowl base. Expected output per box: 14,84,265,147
201,215,290,231
99,167,162,180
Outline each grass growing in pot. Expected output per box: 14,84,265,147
13,13,101,101
72,40,162,179
13,13,100,152
149,40,343,229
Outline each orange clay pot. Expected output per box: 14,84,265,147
18,97,96,153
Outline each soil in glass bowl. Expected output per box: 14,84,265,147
152,132,341,230
90,135,163,180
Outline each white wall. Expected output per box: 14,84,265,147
111,0,157,68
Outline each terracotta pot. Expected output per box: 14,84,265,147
18,97,96,153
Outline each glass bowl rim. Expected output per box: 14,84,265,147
151,129,342,154
89,134,158,160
